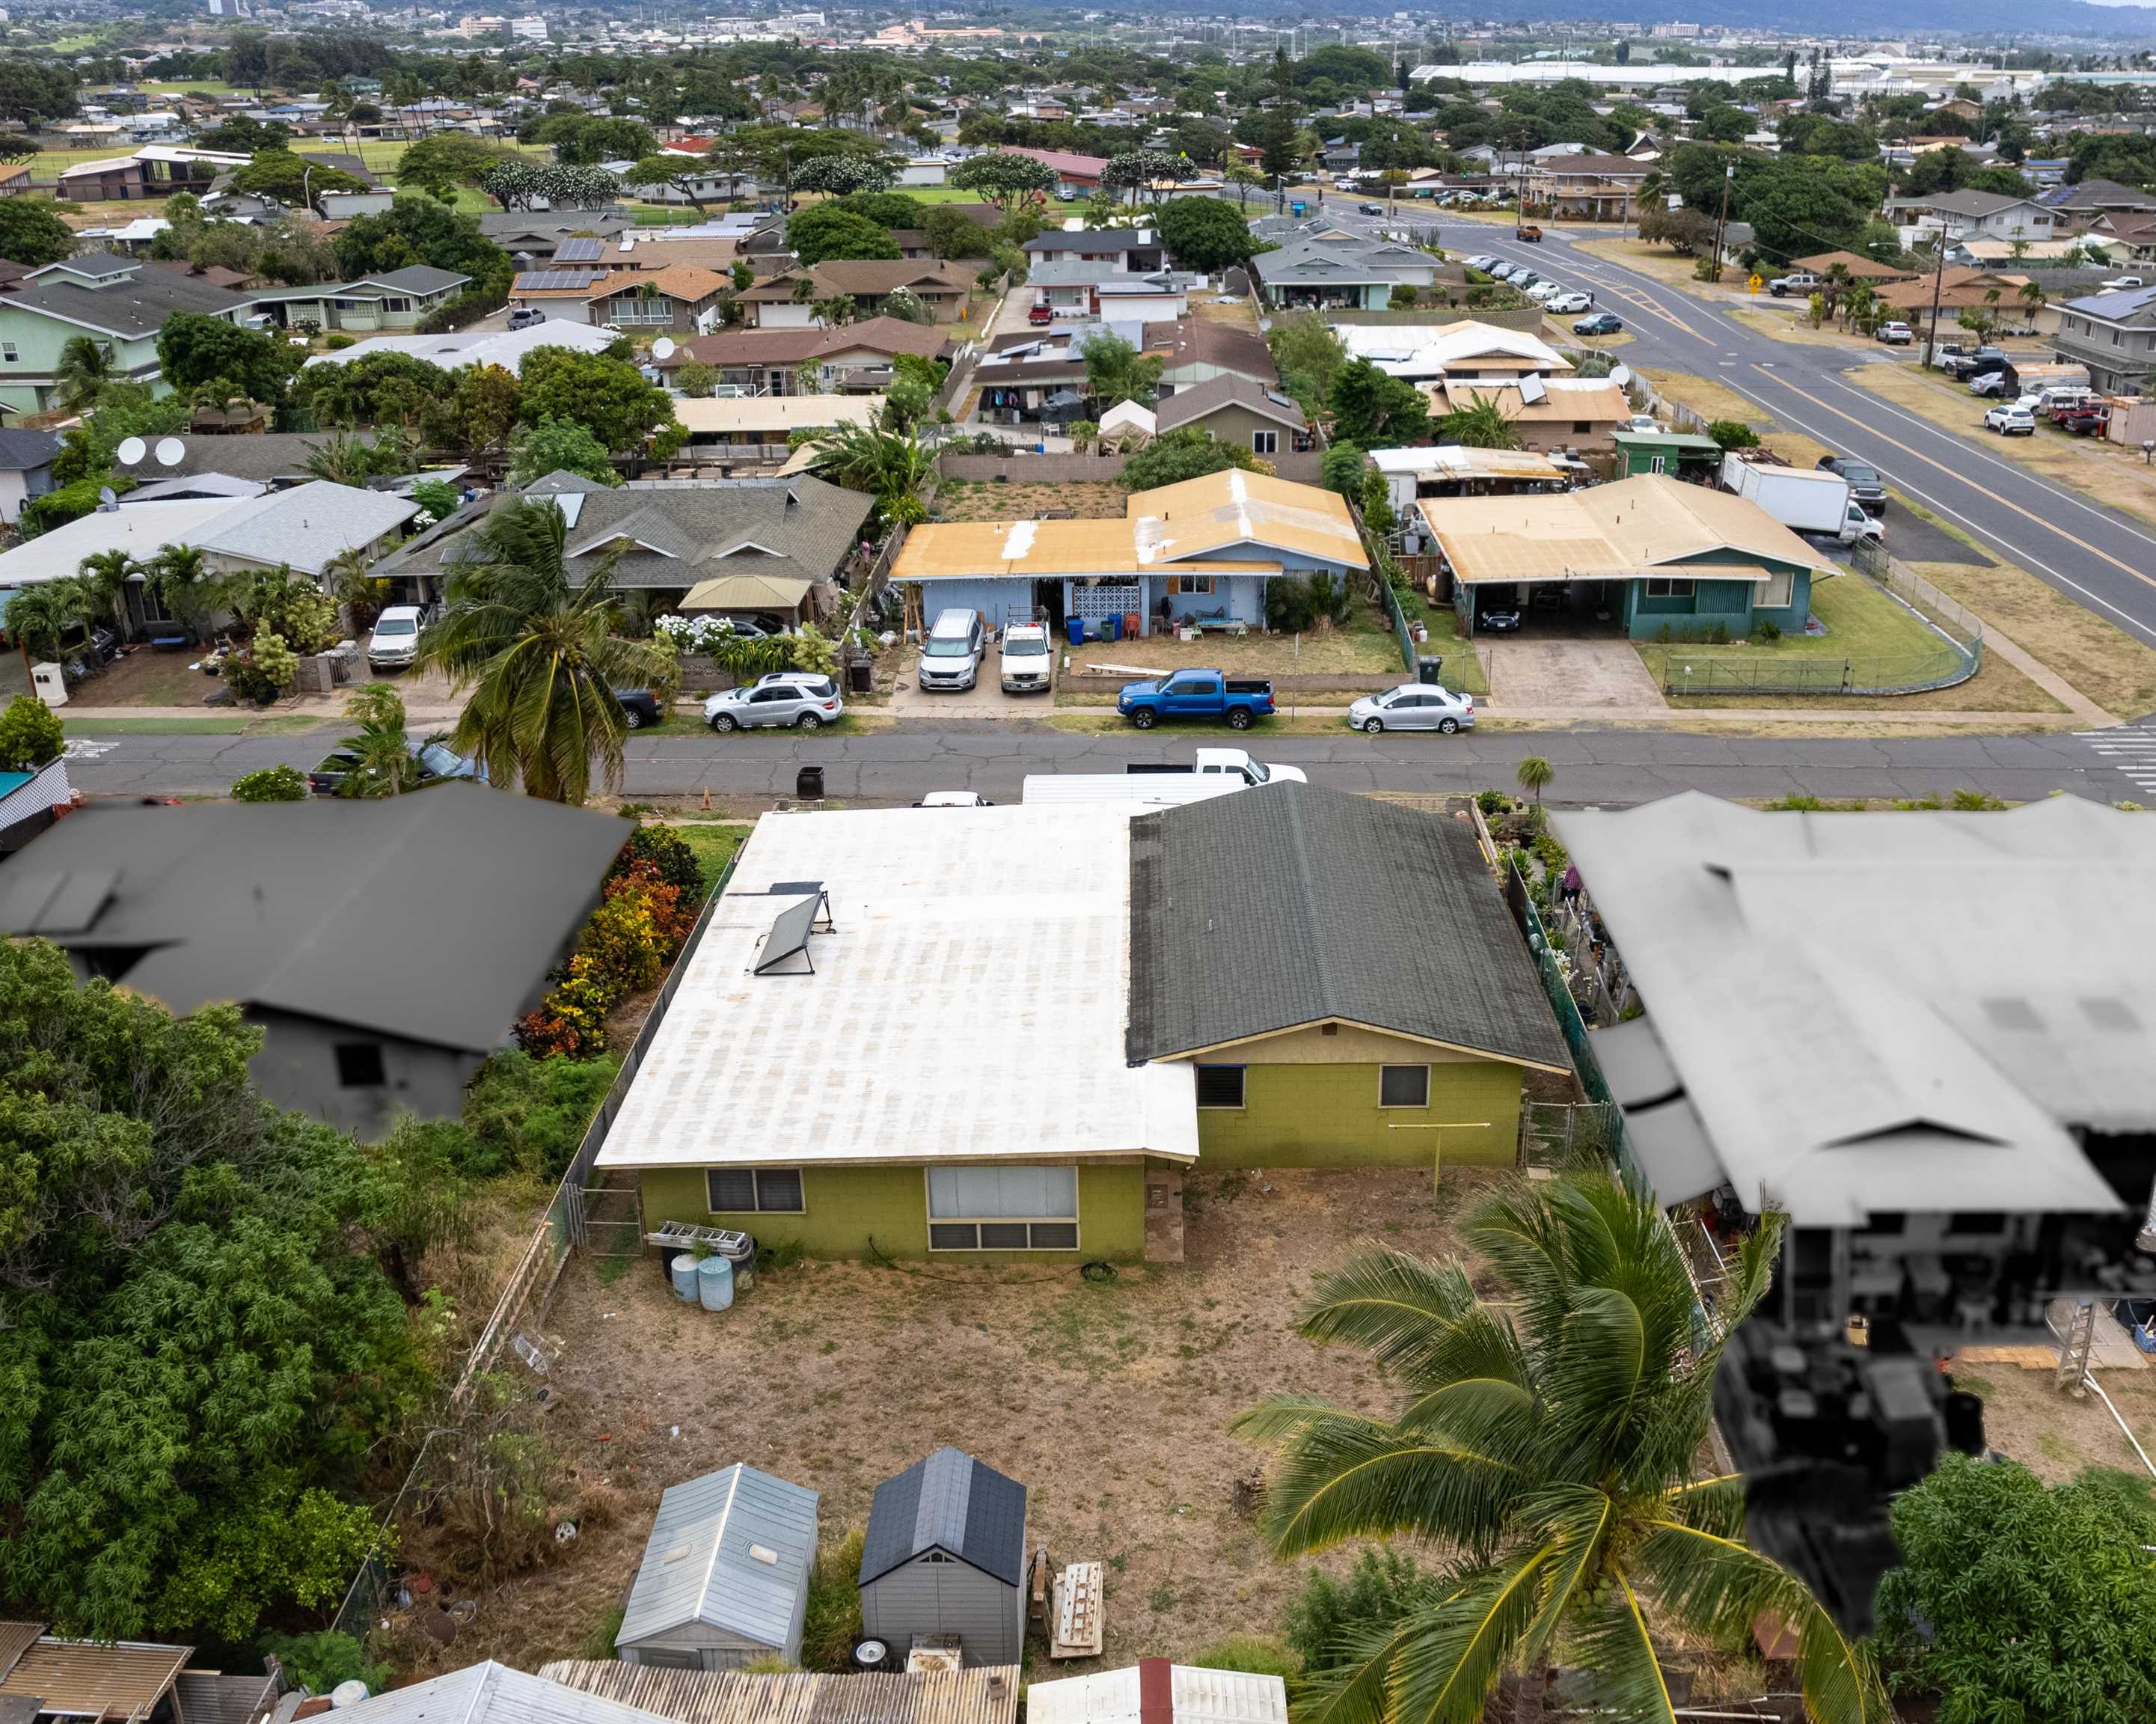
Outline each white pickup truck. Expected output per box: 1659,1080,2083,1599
1018,748,1307,807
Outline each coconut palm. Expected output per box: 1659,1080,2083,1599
53,336,118,414
301,431,379,487
147,542,216,641
75,547,138,638
1516,754,1554,804
325,545,389,634
4,580,87,667
413,497,673,804
2017,278,2047,334
337,680,417,798
798,419,934,528
1236,1170,1882,1724
1438,396,1522,451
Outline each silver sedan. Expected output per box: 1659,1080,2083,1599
1347,683,1476,735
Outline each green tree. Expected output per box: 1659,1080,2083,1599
1706,419,1760,450
53,337,117,415
0,694,64,771
1322,442,1366,498
1270,314,1350,418
1876,1455,2156,1723
1328,358,1430,447
1237,1170,1878,1724
1082,331,1164,409
1436,395,1519,449
793,154,898,196
230,763,309,802
1103,149,1194,207
423,363,522,463
1156,196,1261,272
414,498,670,804
947,151,1059,213
156,313,291,404
4,580,85,667
1121,428,1265,490
673,361,719,399
146,543,216,641
394,132,515,197
509,416,620,488
1516,754,1554,804
516,348,674,453
0,198,78,267
333,196,511,293
786,205,901,266
334,682,417,798
922,204,994,260
797,420,934,528
230,150,368,213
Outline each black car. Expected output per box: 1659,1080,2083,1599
614,687,663,730
1816,455,1888,513
1358,201,1385,215
309,737,484,795
1477,606,1523,634
1572,312,1623,336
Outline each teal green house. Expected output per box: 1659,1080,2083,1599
0,252,264,418
1418,472,1833,644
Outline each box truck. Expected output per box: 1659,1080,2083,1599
1721,455,1882,545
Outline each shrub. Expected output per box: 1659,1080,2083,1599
1756,618,1782,643
616,821,703,897
800,1526,865,1672
1191,1636,1300,1681
1387,284,1419,309
261,1630,388,1697
1706,418,1760,450
791,621,839,679
1265,573,1352,633
1320,440,1365,499
517,861,698,1060
322,334,356,350
0,694,64,771
1284,1547,1443,1673
224,631,297,704
1359,468,1395,536
231,763,310,802
462,1048,620,1178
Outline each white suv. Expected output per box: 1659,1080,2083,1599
999,621,1053,693
367,605,424,671
918,608,985,691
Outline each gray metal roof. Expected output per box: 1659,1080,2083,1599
0,789,626,1054
190,481,417,577
111,432,383,485
331,1663,676,1724
0,429,59,471
1125,784,1570,1070
0,259,259,340
618,1465,819,1653
1554,791,2152,1225
1155,374,1303,435
860,1448,1026,1589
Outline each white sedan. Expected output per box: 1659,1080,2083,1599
1347,683,1476,735
1525,280,1566,302
1546,291,1592,314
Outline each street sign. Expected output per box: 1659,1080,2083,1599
1748,272,1764,294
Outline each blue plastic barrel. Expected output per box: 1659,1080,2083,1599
669,1253,699,1303
1067,617,1085,645
697,1254,735,1312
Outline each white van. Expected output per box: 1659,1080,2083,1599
918,608,985,691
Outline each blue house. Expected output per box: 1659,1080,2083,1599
1415,473,1833,641
889,469,1369,639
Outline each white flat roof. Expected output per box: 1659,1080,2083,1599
595,804,1199,1172
1029,1666,1288,1724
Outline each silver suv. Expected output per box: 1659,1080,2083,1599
703,672,844,731
919,608,985,691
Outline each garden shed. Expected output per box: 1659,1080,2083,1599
617,1464,820,1671
858,1449,1027,1668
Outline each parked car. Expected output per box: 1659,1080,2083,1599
1929,340,1970,370
1624,413,1661,433
998,620,1053,694
1115,668,1275,731
1464,253,1498,272
1547,291,1592,314
1477,590,1524,632
1487,262,1520,281
916,791,993,807
614,688,663,729
1126,748,1305,785
1347,683,1476,735
1985,403,2038,435
506,306,545,331
1357,201,1385,215
1943,345,2007,381
917,607,986,692
1027,302,1053,325
2059,404,2110,435
2100,275,2146,290
1967,370,2015,397
703,672,843,731
366,604,425,672
308,736,482,795
1876,321,1914,345
1575,311,1624,335
1525,280,1564,302
1816,455,1887,513
1768,271,1821,297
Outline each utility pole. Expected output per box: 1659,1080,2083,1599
1920,230,1947,368
1709,160,1734,284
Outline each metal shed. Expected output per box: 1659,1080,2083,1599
857,1449,1027,1669
618,1465,820,1671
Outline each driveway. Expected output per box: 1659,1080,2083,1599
1479,638,1667,712
885,646,1044,717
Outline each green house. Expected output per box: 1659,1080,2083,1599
1611,428,1726,483
247,266,472,334
598,787,1568,1266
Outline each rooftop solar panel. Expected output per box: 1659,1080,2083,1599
514,270,605,292
554,238,604,263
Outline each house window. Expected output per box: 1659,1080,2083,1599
1166,575,1216,596
1859,1211,1907,1235
1644,577,1696,599
1757,569,1794,609
335,1042,387,1088
1379,1065,1430,1107
1,342,16,361
1252,430,1279,454
1572,421,1591,433
1195,1065,1246,1109
706,1167,806,1213
1647,455,1667,475
927,1164,1079,1251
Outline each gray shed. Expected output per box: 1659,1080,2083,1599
617,1464,820,1671
857,1448,1027,1668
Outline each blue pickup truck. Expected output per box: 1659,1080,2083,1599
1116,669,1277,731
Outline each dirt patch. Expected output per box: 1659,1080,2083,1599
1955,1357,2156,1487
1572,237,1742,300
1903,554,2156,722
65,648,230,709
933,481,1128,522
1723,308,1884,353
396,1166,1498,1679
1062,602,1406,681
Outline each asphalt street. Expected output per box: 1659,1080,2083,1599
61,721,2151,808
1323,201,2156,659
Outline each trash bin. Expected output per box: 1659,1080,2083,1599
1103,614,1121,642
847,656,872,694
1068,617,1086,646
1417,655,1445,685
797,765,824,799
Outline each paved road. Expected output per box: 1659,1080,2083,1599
1323,202,2156,665
62,722,2147,808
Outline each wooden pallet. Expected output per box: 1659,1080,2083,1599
1049,1561,1104,1660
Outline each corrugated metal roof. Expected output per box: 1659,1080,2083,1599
860,1448,1026,1589
332,1663,676,1724
1029,1664,1288,1724
1130,468,1367,572
537,1661,1020,1724
174,1670,279,1724
618,1464,819,1652
0,1627,41,1684
0,1636,192,1720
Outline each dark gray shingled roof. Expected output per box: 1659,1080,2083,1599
859,1447,1026,1589
1125,783,1571,1070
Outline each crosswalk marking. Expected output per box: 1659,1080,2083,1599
2075,723,2156,798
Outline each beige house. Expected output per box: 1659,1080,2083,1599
1425,378,1632,456
738,263,974,327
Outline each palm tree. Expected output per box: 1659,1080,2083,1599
2017,278,2047,334
301,431,379,487
5,581,85,669
76,547,138,638
53,336,117,414
325,545,388,633
1438,397,1522,450
1235,1170,1882,1724
811,293,858,328
413,498,672,804
1516,754,1553,805
147,543,215,641
799,419,934,528
337,681,417,798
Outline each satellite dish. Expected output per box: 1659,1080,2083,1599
154,436,184,467
115,435,146,466
1518,373,1547,406
97,486,117,510
650,336,676,361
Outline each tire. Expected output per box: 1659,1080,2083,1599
625,708,644,730
1362,717,1384,734
797,713,821,731
1438,718,1460,734
710,713,736,733
1130,706,1157,730
1227,707,1253,731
